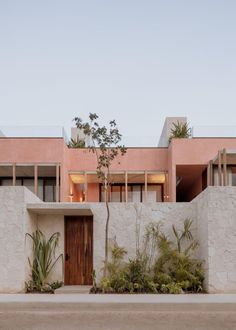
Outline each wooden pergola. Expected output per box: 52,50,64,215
69,170,169,202
207,149,236,186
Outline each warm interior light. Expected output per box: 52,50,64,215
70,174,85,184
148,174,165,183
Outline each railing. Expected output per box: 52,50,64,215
0,126,69,143
121,136,160,147
192,126,236,138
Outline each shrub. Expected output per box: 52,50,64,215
93,220,204,294
25,229,63,293
153,219,204,293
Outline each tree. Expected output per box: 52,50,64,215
74,113,127,275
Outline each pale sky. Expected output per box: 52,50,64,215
0,0,236,145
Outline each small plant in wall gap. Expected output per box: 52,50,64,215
25,229,63,293
74,113,127,276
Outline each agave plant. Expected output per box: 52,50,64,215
26,230,63,290
169,121,191,143
68,138,85,148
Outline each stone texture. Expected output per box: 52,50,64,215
0,187,39,293
90,202,196,281
193,187,236,293
1,186,236,293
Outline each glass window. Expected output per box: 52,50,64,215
121,185,132,202
130,185,142,202
22,179,34,194
111,186,120,202
147,185,162,202
1,179,13,186
38,179,44,201
100,184,163,202
44,179,56,202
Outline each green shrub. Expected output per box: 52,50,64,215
153,219,204,293
93,219,205,294
25,229,63,293
50,281,64,291
100,277,113,293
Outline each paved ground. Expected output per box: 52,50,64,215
0,295,236,330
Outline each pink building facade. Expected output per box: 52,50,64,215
1,118,236,204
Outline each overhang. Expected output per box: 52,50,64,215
27,203,93,216
212,149,236,165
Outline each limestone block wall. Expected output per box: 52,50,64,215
1,186,236,293
194,187,236,293
90,202,196,280
0,187,39,293
33,202,196,285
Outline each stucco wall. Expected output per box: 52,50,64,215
90,202,196,281
0,187,39,293
1,186,236,293
194,187,236,293
36,214,64,283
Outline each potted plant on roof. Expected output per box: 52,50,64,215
169,121,191,143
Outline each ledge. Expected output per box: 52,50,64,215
27,203,93,216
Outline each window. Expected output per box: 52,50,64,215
0,177,56,202
100,183,163,202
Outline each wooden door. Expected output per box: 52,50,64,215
64,216,93,285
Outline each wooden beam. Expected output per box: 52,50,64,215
144,171,148,202
34,164,38,196
207,162,210,186
56,163,60,202
125,171,128,203
164,172,168,201
218,150,222,186
223,148,227,186
12,163,16,186
209,160,213,186
84,172,88,202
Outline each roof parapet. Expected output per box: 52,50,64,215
158,117,187,147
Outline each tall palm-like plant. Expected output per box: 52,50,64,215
26,230,63,290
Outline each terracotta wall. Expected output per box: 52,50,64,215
168,138,236,201
68,148,168,172
1,137,236,203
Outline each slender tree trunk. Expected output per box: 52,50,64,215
104,200,110,277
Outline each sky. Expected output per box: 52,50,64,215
0,0,236,145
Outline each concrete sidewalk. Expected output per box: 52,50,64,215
1,293,236,304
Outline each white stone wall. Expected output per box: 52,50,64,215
193,187,236,293
90,202,196,280
1,186,236,293
0,187,39,293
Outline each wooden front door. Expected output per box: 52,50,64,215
64,216,93,285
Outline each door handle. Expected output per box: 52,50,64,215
65,253,70,261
